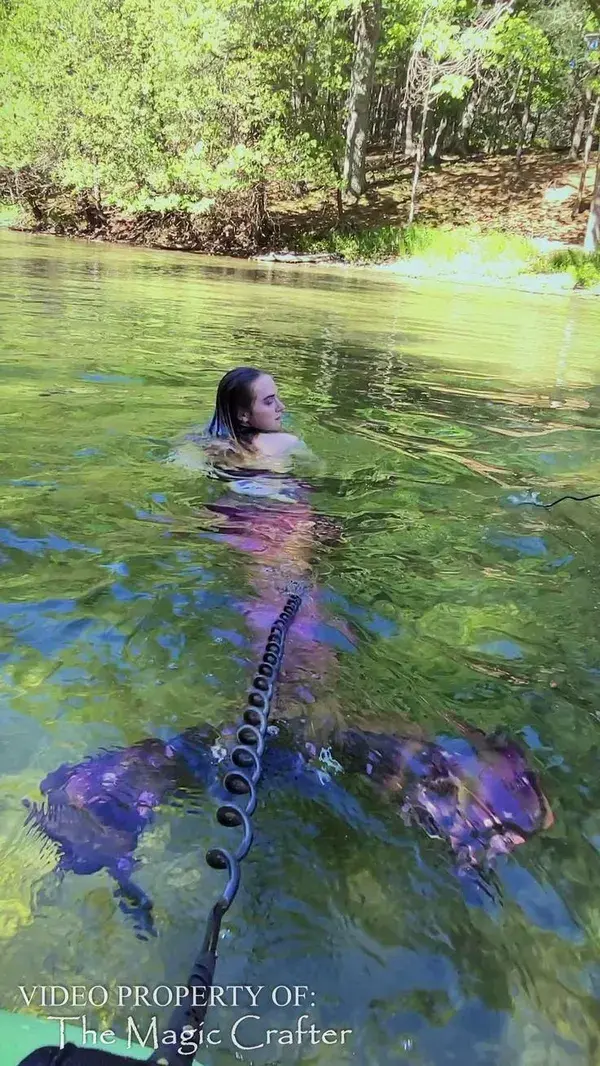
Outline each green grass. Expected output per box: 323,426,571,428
294,223,600,290
295,222,406,261
0,202,24,228
295,223,537,266
530,248,600,288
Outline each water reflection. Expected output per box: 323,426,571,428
2,231,600,1063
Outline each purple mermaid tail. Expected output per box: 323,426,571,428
24,725,220,937
24,714,553,934
333,723,554,874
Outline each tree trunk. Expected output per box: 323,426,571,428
584,94,600,162
516,78,534,168
389,67,406,160
457,93,477,157
584,154,600,251
392,61,410,162
384,79,399,140
372,83,384,141
391,109,404,162
405,106,415,156
498,65,523,152
575,95,600,214
343,0,382,198
571,88,591,161
429,115,448,161
409,72,432,224
490,102,503,153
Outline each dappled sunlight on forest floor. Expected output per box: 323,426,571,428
273,151,595,247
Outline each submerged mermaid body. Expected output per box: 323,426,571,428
27,370,550,932
25,716,553,934
171,382,346,689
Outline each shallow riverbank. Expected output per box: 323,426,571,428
3,213,599,297
3,149,599,294
371,256,597,295
254,238,599,295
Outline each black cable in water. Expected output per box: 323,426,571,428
517,493,600,510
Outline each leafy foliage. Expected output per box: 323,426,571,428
532,246,600,286
0,0,598,244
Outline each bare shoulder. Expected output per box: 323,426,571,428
254,432,303,458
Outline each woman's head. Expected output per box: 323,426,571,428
208,367,285,443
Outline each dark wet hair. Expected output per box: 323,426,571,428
207,367,263,445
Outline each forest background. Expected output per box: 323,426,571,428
1,0,600,282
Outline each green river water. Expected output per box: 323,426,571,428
1,230,600,1065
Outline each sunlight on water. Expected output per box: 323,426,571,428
1,231,600,1065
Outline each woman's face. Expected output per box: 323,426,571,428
246,373,286,433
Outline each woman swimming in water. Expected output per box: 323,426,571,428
199,365,317,579
203,368,349,723
168,367,349,730
205,366,307,469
